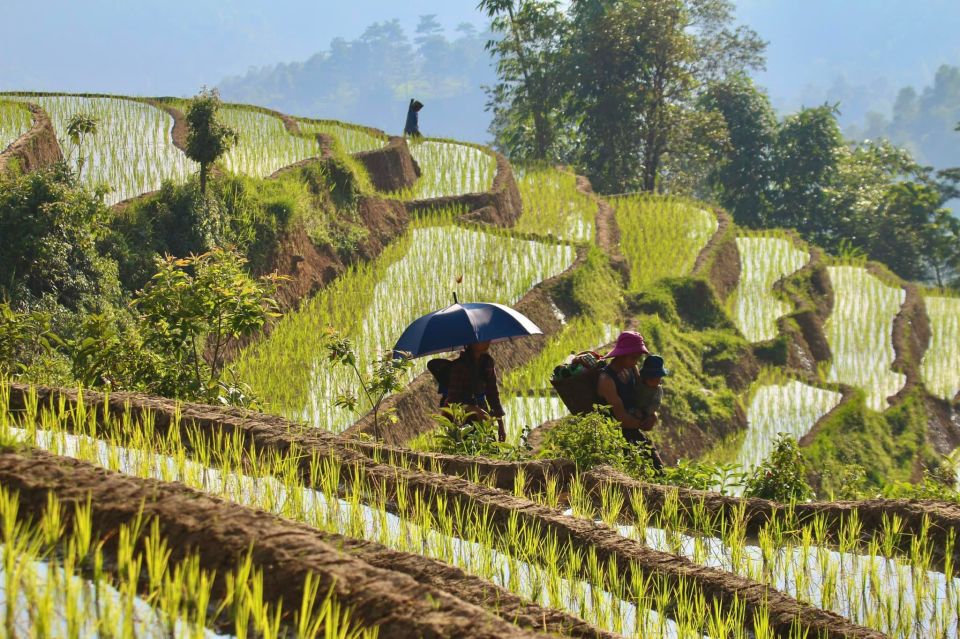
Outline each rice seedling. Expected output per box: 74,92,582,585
728,234,808,342
0,484,376,638
569,474,960,639
825,265,906,411
733,372,842,476
233,211,577,430
5,94,195,204
0,386,743,639
920,293,960,401
499,392,569,444
613,195,717,291
0,100,32,150
297,119,386,154
393,139,496,199
218,106,320,177
515,166,596,243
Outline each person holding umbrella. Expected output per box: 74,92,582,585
442,340,506,441
393,297,541,444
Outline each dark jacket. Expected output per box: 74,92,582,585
442,351,504,417
404,99,422,136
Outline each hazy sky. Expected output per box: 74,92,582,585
2,0,958,116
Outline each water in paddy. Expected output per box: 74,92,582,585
6,95,194,205
825,266,906,411
0,99,32,150
729,236,808,342
406,140,496,199
920,295,960,401
500,393,568,444
234,222,576,431
734,380,842,477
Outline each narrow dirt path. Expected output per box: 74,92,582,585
0,448,584,639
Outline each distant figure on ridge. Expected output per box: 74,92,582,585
404,98,424,137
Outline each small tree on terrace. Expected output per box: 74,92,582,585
66,113,98,181
185,88,238,196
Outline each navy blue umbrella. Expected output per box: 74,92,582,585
393,301,542,358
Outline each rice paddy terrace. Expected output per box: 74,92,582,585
2,91,960,638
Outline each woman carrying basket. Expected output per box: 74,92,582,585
596,331,666,474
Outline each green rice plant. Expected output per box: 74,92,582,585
297,120,386,154
0,100,31,151
0,484,376,638
499,392,568,444
613,195,717,291
393,139,496,199
0,386,746,639
728,234,808,342
920,293,960,401
218,106,320,177
733,373,842,477
515,166,596,243
233,211,576,430
5,94,195,204
825,265,906,411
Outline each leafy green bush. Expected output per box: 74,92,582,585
539,409,653,477
743,434,814,501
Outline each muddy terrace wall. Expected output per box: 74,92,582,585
0,103,63,175
354,135,421,191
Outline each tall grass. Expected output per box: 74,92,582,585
6,95,194,204
825,265,906,411
0,100,31,151
613,195,717,291
728,234,808,342
515,166,596,243
920,294,960,401
233,211,576,430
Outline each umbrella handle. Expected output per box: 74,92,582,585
453,292,458,304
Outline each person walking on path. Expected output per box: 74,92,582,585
442,340,507,442
596,331,667,473
404,99,424,137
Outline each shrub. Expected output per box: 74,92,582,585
539,409,654,477
743,434,814,501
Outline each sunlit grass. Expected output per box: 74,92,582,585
825,265,906,411
233,211,576,430
515,166,595,243
5,94,194,205
613,195,717,291
921,294,960,401
728,234,808,342
0,100,31,151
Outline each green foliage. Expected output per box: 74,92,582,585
555,246,623,321
628,277,735,332
430,403,529,459
185,88,238,194
0,303,59,377
326,335,413,441
539,408,653,477
133,249,279,402
0,163,112,310
65,113,98,181
743,434,814,501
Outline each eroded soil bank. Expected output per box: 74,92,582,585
0,448,577,639
0,102,62,174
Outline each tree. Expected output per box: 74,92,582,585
185,88,238,196
65,113,98,181
479,0,567,161
133,249,280,401
700,75,777,226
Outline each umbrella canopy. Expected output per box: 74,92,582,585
393,302,542,358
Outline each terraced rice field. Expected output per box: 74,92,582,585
734,378,842,473
824,266,906,411
515,167,596,243
921,294,960,401
0,100,32,150
399,139,496,199
5,94,194,204
219,106,319,177
729,235,808,342
297,120,386,154
234,213,576,430
613,196,717,291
